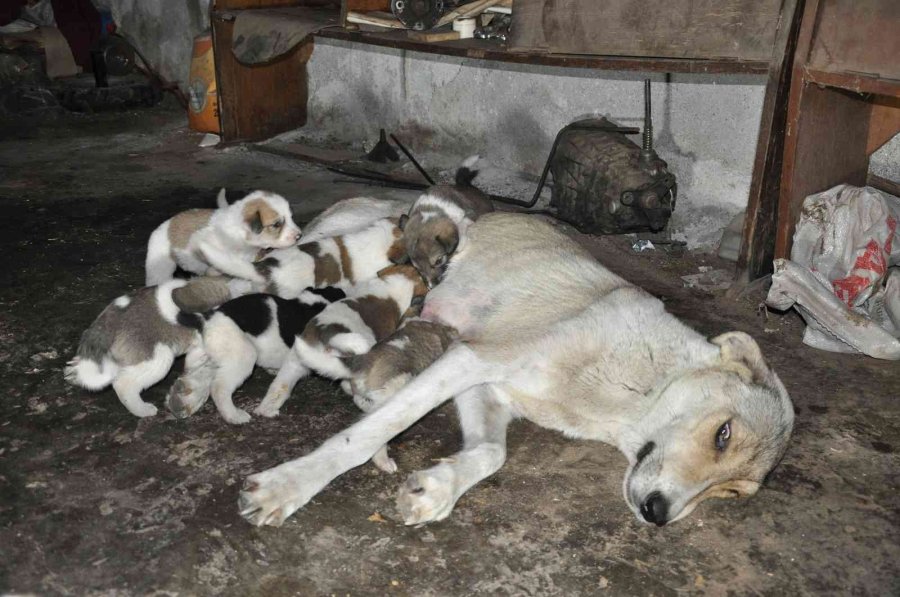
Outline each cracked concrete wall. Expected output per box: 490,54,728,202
93,0,209,91
305,38,768,249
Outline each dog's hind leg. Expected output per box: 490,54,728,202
239,344,501,527
397,385,512,525
166,342,214,418
112,346,176,417
254,349,310,418
145,223,177,286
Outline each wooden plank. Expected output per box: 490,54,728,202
315,28,770,74
342,0,390,26
212,15,311,142
868,173,900,199
774,83,872,258
808,0,900,82
805,68,900,99
407,29,461,42
734,0,804,283
509,0,782,62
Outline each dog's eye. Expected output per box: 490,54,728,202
715,421,731,452
432,255,447,268
269,219,284,230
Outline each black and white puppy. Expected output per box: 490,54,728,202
399,156,494,287
167,287,346,424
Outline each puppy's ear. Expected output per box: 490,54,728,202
711,332,776,388
436,230,459,256
216,188,229,209
248,210,264,234
387,238,410,265
398,213,409,231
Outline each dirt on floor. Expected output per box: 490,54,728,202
0,102,898,597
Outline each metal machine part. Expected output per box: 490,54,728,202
391,0,445,31
548,80,677,234
475,14,511,41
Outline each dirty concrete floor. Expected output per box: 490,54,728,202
1,102,898,597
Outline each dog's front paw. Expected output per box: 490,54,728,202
396,464,457,525
239,465,317,527
372,445,398,474
223,408,252,425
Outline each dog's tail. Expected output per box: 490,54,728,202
216,188,228,209
455,155,480,187
65,325,119,390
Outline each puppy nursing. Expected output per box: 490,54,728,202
64,276,235,417
254,217,406,298
168,287,346,424
145,189,301,286
257,264,429,418
400,156,494,287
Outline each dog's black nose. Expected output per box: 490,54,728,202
640,492,669,526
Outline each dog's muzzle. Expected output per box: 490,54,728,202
639,491,669,526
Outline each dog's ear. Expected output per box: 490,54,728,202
387,238,410,265
248,210,264,234
711,332,776,388
216,188,229,209
398,213,409,231
436,230,459,256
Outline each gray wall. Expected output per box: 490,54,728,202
305,39,767,249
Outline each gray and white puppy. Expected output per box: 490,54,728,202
343,305,457,413
399,156,494,288
64,276,242,418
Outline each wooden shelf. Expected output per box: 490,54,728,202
315,28,769,75
805,68,900,99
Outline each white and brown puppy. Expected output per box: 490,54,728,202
400,156,494,287
254,217,406,299
168,287,346,424
302,196,412,244
145,189,302,286
254,265,428,421
343,306,457,413
64,276,240,418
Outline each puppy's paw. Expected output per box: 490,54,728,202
396,464,457,525
127,402,158,418
223,408,252,425
253,403,280,418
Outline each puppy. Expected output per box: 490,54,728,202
399,156,494,287
343,311,457,411
64,276,238,417
254,217,406,299
302,196,412,244
145,189,301,286
167,287,346,424
255,265,428,422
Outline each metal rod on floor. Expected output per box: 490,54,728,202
389,134,436,186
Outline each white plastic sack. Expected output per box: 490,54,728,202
766,185,900,359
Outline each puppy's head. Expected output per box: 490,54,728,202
398,211,459,289
623,332,794,526
233,191,302,249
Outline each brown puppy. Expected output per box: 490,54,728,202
399,156,494,287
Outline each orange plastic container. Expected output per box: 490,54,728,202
187,34,220,133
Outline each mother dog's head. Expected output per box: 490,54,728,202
624,331,794,526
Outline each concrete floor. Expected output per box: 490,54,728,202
1,102,898,596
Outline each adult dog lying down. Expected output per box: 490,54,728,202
239,213,794,527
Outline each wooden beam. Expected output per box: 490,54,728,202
733,0,804,284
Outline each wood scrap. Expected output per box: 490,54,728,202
407,29,461,42
346,11,405,29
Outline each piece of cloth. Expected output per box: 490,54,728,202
231,6,338,65
50,0,99,70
